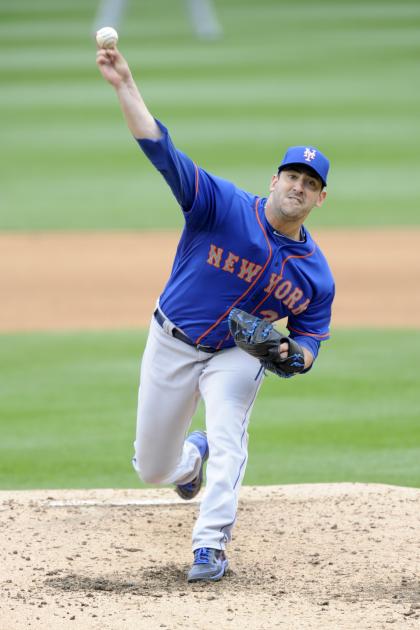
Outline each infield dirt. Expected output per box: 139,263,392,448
1,229,420,332
1,485,420,630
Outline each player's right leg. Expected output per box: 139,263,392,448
132,315,205,486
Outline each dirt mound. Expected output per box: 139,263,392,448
1,484,419,629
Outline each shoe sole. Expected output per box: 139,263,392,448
175,479,202,501
175,431,209,500
187,559,228,583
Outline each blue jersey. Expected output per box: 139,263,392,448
137,121,335,360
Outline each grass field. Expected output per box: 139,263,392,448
1,0,420,229
2,1,419,492
1,329,419,490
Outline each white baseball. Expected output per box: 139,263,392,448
96,26,119,49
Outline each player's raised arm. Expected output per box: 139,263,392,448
96,46,161,141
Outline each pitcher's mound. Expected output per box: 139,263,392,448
1,484,419,629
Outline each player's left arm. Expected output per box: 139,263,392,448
302,346,315,370
285,280,335,373
229,309,318,379
229,260,334,378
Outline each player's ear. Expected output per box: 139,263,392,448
269,173,279,192
315,190,327,208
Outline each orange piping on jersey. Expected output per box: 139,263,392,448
216,330,231,351
195,198,272,346
287,325,330,339
250,246,316,314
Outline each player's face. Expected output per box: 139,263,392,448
269,168,326,221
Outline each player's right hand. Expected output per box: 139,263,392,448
96,48,131,88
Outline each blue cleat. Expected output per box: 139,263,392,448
187,547,229,582
175,431,208,500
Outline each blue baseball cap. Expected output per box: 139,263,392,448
278,146,330,187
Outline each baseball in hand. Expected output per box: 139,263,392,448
96,26,119,49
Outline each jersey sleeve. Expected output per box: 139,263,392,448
136,119,237,231
136,119,197,211
287,281,335,359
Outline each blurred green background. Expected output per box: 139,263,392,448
1,330,420,489
1,0,419,489
1,0,420,229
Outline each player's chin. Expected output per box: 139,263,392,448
280,202,305,218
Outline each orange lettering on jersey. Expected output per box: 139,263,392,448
207,244,224,268
259,309,279,322
237,259,262,283
291,298,310,315
263,273,281,294
222,251,240,274
274,280,292,300
282,287,304,309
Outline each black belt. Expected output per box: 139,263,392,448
154,309,219,354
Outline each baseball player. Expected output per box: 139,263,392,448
96,47,335,582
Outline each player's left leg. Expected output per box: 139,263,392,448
192,347,264,552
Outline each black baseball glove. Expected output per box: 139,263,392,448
228,308,305,378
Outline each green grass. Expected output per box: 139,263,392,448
1,0,420,229
1,328,419,490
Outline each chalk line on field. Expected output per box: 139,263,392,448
0,483,418,511
46,497,200,507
